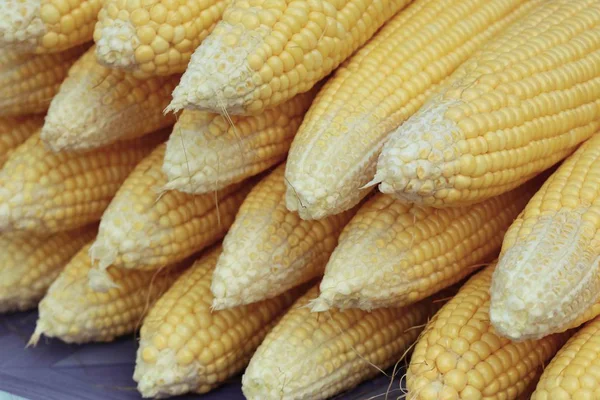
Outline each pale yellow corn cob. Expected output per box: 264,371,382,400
374,0,600,207
285,0,543,220
532,315,600,399
0,0,102,53
133,245,305,397
167,0,415,115
163,89,316,194
41,47,178,151
491,133,600,341
242,284,446,400
0,130,165,234
89,144,253,291
0,115,44,167
94,0,230,78
408,264,571,400
0,225,95,313
313,179,537,312
29,242,188,344
211,164,354,309
0,45,87,116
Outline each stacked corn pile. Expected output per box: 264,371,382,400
1,0,600,399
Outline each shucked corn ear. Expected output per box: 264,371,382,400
133,245,305,398
0,225,95,313
29,242,188,344
0,130,165,234
0,0,101,53
242,284,447,400
94,0,230,78
167,0,415,115
163,89,316,194
374,0,600,207
532,315,600,399
0,115,44,167
89,144,253,290
491,133,600,341
408,264,571,400
41,47,178,152
0,45,87,116
285,0,542,220
313,179,537,312
211,164,354,310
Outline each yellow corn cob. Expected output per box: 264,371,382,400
133,245,305,397
313,179,537,312
532,315,600,399
242,284,446,400
0,115,44,167
0,45,87,116
285,0,543,220
0,225,95,313
0,130,165,235
41,47,178,152
163,89,316,194
167,0,415,115
374,0,600,207
0,0,101,53
408,264,571,400
211,163,354,309
93,0,230,78
29,242,188,344
490,133,600,341
89,144,253,290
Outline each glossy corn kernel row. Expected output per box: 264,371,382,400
0,45,87,116
0,0,101,53
285,0,543,220
89,144,253,290
243,284,447,400
375,0,600,207
163,88,316,195
0,130,165,235
29,242,189,344
133,245,305,398
168,0,414,115
313,179,537,312
408,264,572,400
491,132,600,341
94,0,230,78
211,164,355,309
41,47,178,151
0,115,44,167
0,225,96,313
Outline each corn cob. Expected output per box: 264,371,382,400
133,245,305,397
89,144,253,291
284,0,543,220
41,47,178,152
0,115,44,167
167,0,415,115
532,315,600,399
313,179,536,312
0,45,87,116
211,164,354,309
408,264,571,400
374,0,600,208
0,130,165,235
491,132,600,341
163,89,316,194
242,284,447,400
29,242,188,344
0,0,101,53
0,225,95,313
93,0,230,78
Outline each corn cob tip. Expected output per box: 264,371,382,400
0,0,45,51
27,323,44,347
94,20,138,70
284,178,331,221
